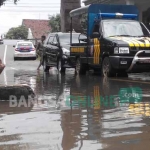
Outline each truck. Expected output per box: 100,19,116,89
69,4,150,77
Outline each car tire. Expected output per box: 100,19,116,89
102,57,116,77
57,59,65,73
14,57,17,61
75,58,87,75
43,58,50,72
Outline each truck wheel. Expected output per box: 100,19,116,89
43,58,50,72
57,59,65,73
75,58,87,75
102,57,116,77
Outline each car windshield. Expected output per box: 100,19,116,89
102,20,148,38
17,43,33,47
59,33,82,44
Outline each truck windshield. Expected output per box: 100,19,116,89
102,20,149,38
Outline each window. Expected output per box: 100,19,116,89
53,36,58,44
93,24,99,33
17,43,33,47
47,35,55,44
140,23,150,36
102,20,148,37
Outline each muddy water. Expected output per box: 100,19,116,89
0,69,150,150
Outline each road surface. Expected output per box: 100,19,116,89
0,40,150,150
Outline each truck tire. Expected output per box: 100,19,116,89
75,58,87,75
43,58,50,72
102,57,116,77
57,59,65,73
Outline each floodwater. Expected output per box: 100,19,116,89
1,68,150,150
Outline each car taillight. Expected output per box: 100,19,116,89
15,48,19,51
31,48,35,51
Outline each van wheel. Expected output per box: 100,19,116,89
43,58,50,72
57,59,65,73
102,57,116,77
75,58,87,75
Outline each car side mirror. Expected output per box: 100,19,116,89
92,32,100,38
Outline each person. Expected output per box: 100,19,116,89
37,35,46,70
0,59,5,74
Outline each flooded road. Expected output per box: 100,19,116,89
1,42,150,149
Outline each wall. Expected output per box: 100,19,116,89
60,0,81,32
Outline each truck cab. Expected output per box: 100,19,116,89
69,4,150,77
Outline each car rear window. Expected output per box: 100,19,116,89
18,43,33,47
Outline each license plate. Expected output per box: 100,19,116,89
22,50,29,52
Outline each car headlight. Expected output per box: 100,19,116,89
114,47,129,54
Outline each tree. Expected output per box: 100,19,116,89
6,25,28,39
49,14,61,32
0,0,18,6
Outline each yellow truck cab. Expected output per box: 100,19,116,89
69,4,150,77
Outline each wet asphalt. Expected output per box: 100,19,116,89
0,40,150,149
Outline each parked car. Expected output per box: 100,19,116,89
13,41,36,61
42,32,86,73
0,39,3,44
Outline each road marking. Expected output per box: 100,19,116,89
10,67,18,70
3,45,7,65
110,78,150,85
4,70,7,85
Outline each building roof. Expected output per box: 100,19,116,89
22,19,51,39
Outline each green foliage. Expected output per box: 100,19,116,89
6,25,28,39
49,14,61,32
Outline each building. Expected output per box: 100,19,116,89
82,0,150,24
22,19,51,39
60,0,81,32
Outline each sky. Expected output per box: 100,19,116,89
0,0,85,35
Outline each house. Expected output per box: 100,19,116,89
22,19,51,40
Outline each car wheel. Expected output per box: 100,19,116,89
102,57,116,77
14,57,17,61
75,58,87,75
43,58,50,72
57,59,65,73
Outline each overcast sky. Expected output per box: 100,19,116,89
0,0,84,35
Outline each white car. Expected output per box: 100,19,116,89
14,41,36,61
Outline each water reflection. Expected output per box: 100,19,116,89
1,70,150,149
